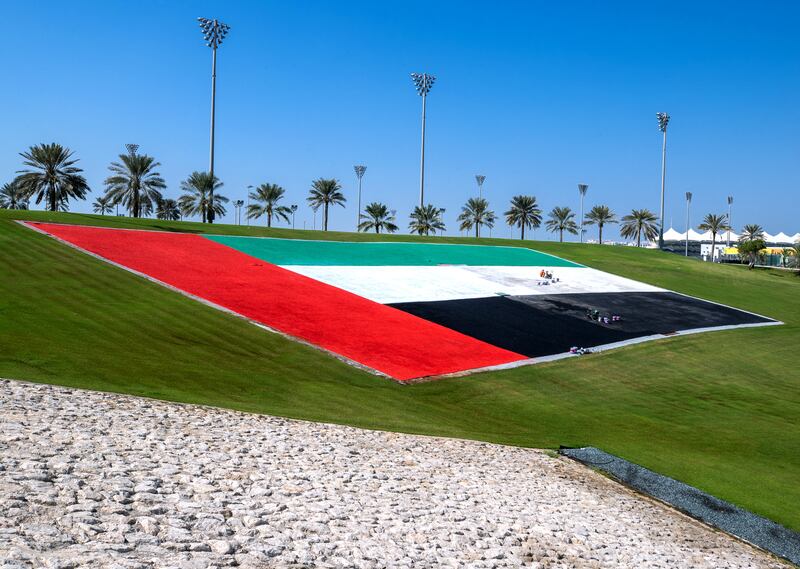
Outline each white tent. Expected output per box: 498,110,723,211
718,230,740,243
662,227,685,241
792,233,800,243
687,229,705,241
771,232,794,244
762,232,777,243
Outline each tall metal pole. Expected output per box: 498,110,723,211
475,175,486,200
354,165,366,231
246,185,252,227
198,17,229,222
657,112,670,249
208,45,217,223
685,191,692,257
578,183,588,243
412,72,435,208
727,195,733,247
419,92,427,207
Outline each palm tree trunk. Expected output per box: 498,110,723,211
375,225,379,234
711,234,717,262
559,229,563,243
324,203,329,231
520,224,525,240
49,183,56,212
268,212,272,228
475,224,479,238
637,229,641,247
599,225,603,245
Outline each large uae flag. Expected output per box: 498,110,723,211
25,223,776,381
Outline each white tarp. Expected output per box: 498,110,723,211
282,265,664,304
662,227,685,241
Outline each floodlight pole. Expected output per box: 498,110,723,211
727,195,733,247
208,45,217,223
578,183,588,243
246,185,252,227
657,112,670,249
412,73,435,208
291,204,298,230
198,17,230,224
354,165,366,231
475,175,486,200
685,191,692,257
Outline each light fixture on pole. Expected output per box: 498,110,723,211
246,185,252,227
475,175,486,200
684,191,692,257
411,72,436,207
656,112,671,249
578,183,588,243
354,165,366,231
233,199,244,225
291,204,298,230
197,17,231,224
727,195,733,247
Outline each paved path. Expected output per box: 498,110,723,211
0,379,789,568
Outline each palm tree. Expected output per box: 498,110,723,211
13,143,90,211
504,195,542,240
247,183,292,227
156,198,181,221
458,197,496,238
179,172,227,223
697,213,730,261
93,195,113,215
0,183,29,210
583,205,617,244
104,147,166,218
409,204,446,236
545,206,579,242
620,208,659,247
740,224,765,242
358,202,398,234
307,178,346,231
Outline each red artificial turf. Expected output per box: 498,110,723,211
27,223,526,380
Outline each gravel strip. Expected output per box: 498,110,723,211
0,379,791,568
561,446,800,565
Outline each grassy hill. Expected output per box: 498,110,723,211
1,209,798,531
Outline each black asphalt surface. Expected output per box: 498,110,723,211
389,292,773,358
561,447,800,566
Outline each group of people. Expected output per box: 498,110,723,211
585,308,622,325
537,269,560,285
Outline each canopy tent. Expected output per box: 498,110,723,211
770,232,794,244
658,227,796,244
662,227,685,241
719,229,740,242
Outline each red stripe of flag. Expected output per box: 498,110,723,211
27,223,526,380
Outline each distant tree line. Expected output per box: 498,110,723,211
1,142,788,257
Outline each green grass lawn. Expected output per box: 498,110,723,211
2,209,799,531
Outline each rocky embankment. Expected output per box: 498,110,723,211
0,379,788,568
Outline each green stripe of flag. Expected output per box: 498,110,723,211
205,235,581,267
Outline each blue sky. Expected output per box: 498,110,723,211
2,1,798,239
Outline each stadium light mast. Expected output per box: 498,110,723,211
354,165,366,231
727,195,733,247
411,72,435,207
233,199,244,225
197,17,231,224
291,204,298,230
656,112,671,249
684,191,692,257
246,185,252,227
475,175,486,200
578,183,588,243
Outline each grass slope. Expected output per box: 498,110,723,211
2,210,799,531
